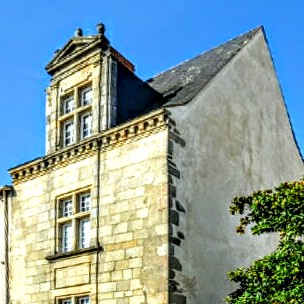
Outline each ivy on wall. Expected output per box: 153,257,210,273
226,180,304,304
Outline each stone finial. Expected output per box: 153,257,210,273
97,23,105,35
74,28,83,37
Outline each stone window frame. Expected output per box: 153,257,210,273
63,119,75,147
80,111,93,140
56,187,91,254
63,95,75,114
59,83,93,148
57,294,90,304
80,86,93,106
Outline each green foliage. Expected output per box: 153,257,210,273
226,181,304,304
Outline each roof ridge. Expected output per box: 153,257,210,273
147,26,263,107
146,26,262,82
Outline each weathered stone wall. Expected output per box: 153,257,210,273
10,128,169,304
46,51,116,154
168,30,303,303
96,129,169,304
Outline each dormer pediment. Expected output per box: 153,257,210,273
45,35,108,75
53,38,94,62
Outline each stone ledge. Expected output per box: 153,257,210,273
45,246,103,262
9,109,168,185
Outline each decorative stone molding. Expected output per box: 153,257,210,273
45,246,103,262
50,52,101,83
9,109,168,185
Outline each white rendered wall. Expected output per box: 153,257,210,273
168,30,303,303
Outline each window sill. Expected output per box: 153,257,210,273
45,246,103,261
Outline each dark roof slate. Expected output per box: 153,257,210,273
147,27,262,106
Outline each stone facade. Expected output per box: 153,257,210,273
2,25,303,304
0,186,11,304
9,116,169,304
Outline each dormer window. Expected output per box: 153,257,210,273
59,84,93,147
81,87,92,106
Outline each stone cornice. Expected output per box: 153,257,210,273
9,109,168,185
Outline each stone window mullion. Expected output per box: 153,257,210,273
73,88,79,143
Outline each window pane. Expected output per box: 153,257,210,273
61,299,72,304
79,218,90,249
63,96,74,114
79,194,90,212
64,121,74,146
81,113,92,139
62,199,73,217
78,296,90,304
81,87,92,106
62,222,72,252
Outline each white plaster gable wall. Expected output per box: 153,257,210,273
167,29,303,303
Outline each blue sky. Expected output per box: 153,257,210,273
1,1,304,184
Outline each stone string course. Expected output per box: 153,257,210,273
10,109,168,184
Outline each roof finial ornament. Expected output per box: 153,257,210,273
97,23,105,35
75,28,83,37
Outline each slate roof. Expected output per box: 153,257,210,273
147,27,262,106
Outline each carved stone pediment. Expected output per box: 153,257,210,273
45,35,108,75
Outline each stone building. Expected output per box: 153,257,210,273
1,24,303,303
0,186,12,304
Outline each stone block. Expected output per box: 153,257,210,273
129,295,145,304
114,260,129,270
123,269,132,280
126,246,143,258
99,282,117,293
129,219,143,231
114,291,124,298
99,272,111,283
155,223,168,236
99,299,117,304
114,232,133,243
111,270,123,281
130,279,142,290
117,298,129,304
133,229,149,239
132,268,141,279
117,280,130,291
105,250,125,262
136,208,149,219
157,244,168,256
101,262,115,272
113,222,128,234
128,257,143,268
100,291,114,299
100,225,113,237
